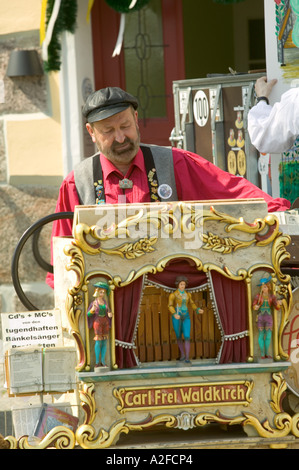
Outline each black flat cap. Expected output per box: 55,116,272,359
82,87,138,123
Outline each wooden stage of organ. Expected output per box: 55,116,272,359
5,198,299,449
137,286,221,363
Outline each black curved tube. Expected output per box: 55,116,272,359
11,212,74,311
32,227,53,273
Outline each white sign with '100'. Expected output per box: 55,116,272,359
193,90,209,127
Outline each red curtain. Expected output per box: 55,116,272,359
147,258,208,289
114,259,207,368
114,276,144,369
113,260,249,368
210,270,248,363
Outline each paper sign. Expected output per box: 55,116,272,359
1,309,63,352
7,347,43,394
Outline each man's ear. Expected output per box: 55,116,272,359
134,110,139,126
86,123,96,143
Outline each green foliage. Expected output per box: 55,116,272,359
44,0,78,72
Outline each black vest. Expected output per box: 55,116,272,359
74,144,178,205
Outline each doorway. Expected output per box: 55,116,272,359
91,0,185,145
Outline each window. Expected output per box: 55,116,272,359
248,19,266,71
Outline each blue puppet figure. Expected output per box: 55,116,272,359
252,276,282,359
168,276,203,363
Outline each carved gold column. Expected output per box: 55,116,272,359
109,284,118,369
84,284,91,371
272,278,280,361
246,277,254,362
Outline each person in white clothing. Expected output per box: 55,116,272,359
248,76,299,154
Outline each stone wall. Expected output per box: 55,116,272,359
0,184,58,315
0,30,60,317
0,31,47,117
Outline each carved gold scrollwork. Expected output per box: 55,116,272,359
73,205,285,260
242,412,293,438
17,427,76,449
101,236,157,259
6,374,289,449
92,205,179,239
64,242,85,292
6,373,299,448
201,231,256,254
75,405,294,449
194,411,246,428
271,373,288,413
291,413,299,437
73,206,179,257
73,223,102,255
64,243,87,371
3,436,17,449
76,414,181,449
74,222,157,259
203,208,280,241
64,204,292,370
176,204,281,246
80,383,97,425
73,373,299,448
272,233,291,283
241,373,292,438
199,208,282,253
278,285,293,361
58,204,296,449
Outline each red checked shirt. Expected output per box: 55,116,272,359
46,146,290,288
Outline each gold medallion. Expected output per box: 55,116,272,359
227,150,237,175
237,150,246,176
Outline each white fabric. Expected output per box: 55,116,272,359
112,13,126,57
42,0,62,61
248,87,299,154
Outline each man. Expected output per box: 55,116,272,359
47,86,290,288
248,76,299,153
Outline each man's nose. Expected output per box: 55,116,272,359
114,129,126,143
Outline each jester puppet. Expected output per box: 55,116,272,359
87,281,112,368
252,276,282,359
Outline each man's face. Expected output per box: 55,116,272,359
86,107,140,168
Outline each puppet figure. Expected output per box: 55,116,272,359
168,276,203,363
87,281,112,369
252,276,282,359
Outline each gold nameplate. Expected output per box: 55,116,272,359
114,380,253,413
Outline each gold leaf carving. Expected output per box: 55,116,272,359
101,236,157,259
63,243,86,371
271,373,287,414
18,427,76,449
80,383,97,425
201,231,256,253
242,412,292,438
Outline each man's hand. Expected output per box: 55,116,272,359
255,76,277,98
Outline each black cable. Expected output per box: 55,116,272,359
11,212,74,311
